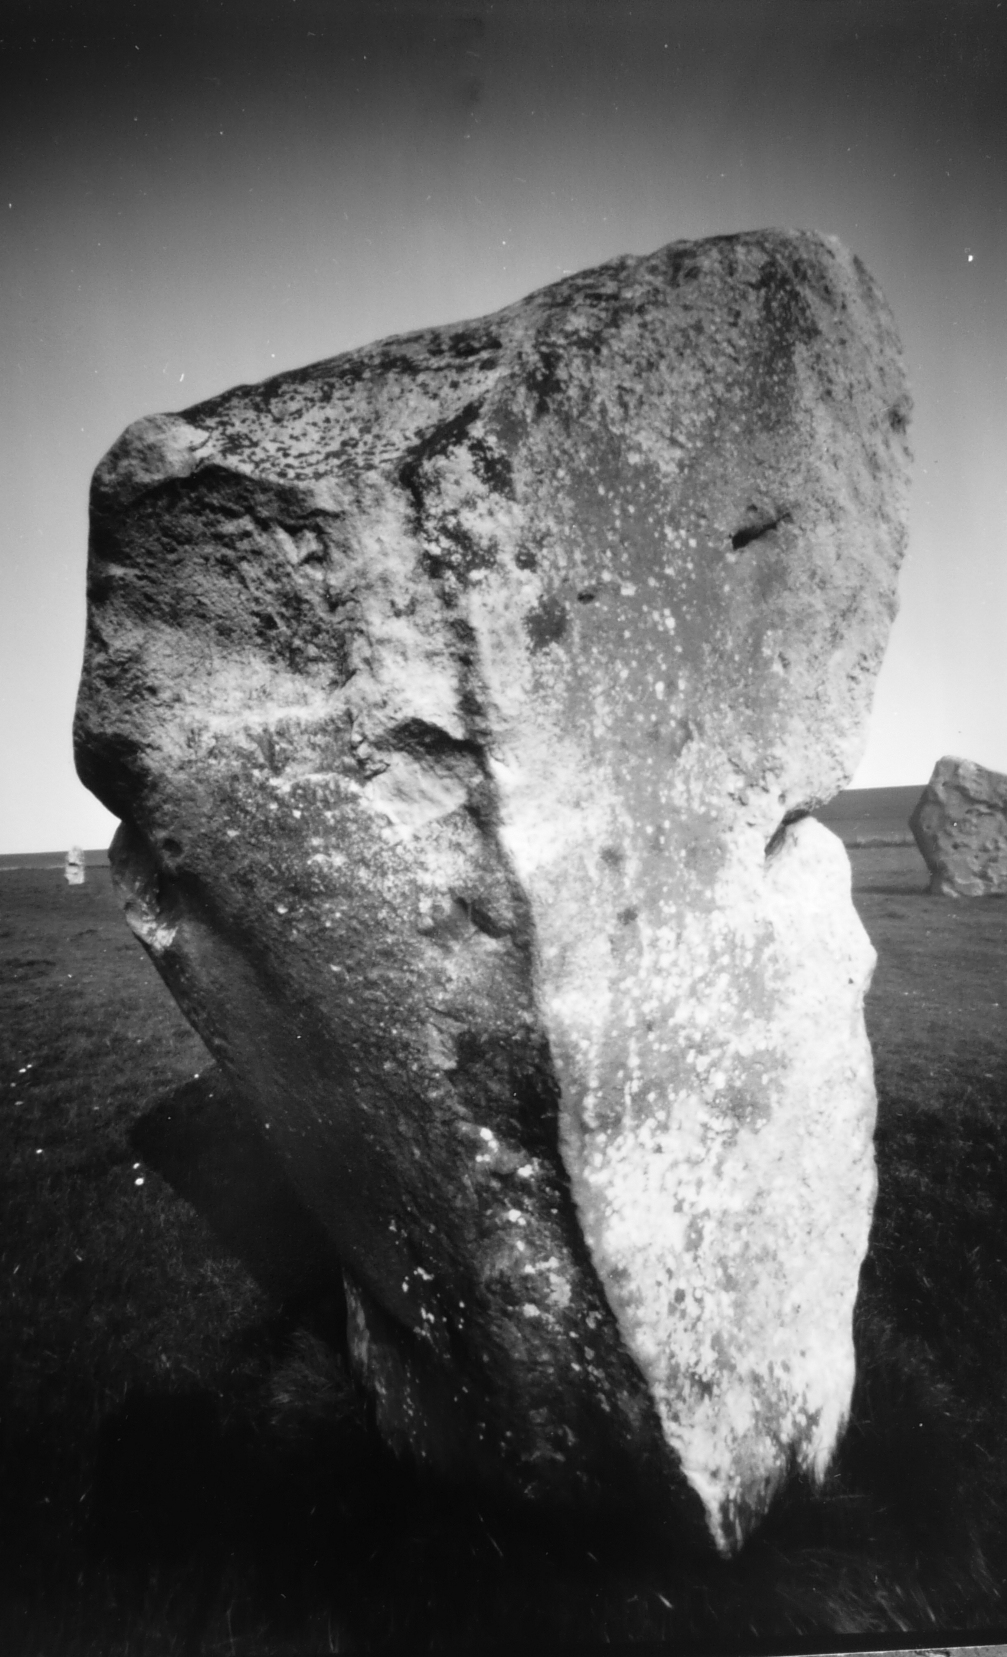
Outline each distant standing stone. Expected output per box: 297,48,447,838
910,756,1007,897
65,846,85,885
75,229,912,1551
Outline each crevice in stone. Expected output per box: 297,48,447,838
731,508,791,551
398,400,484,532
456,896,511,941
382,718,484,766
764,808,810,860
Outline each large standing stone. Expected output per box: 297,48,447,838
910,756,1007,896
75,230,912,1552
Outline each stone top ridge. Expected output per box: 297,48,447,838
91,228,911,533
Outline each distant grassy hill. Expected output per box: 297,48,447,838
0,848,110,872
813,785,925,846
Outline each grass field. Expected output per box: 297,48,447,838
2,826,1006,1654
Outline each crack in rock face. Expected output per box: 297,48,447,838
74,229,911,1552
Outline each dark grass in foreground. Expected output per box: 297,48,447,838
1,845,1006,1653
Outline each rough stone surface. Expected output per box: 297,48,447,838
910,756,1007,897
75,229,912,1552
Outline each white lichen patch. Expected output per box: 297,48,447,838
553,815,876,1551
453,404,888,1545
362,751,470,839
123,895,178,956
462,433,883,1539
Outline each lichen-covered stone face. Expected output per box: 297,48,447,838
75,230,911,1551
911,756,1007,899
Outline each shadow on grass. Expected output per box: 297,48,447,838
56,1066,1007,1653
3,858,1007,1652
129,1076,349,1341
